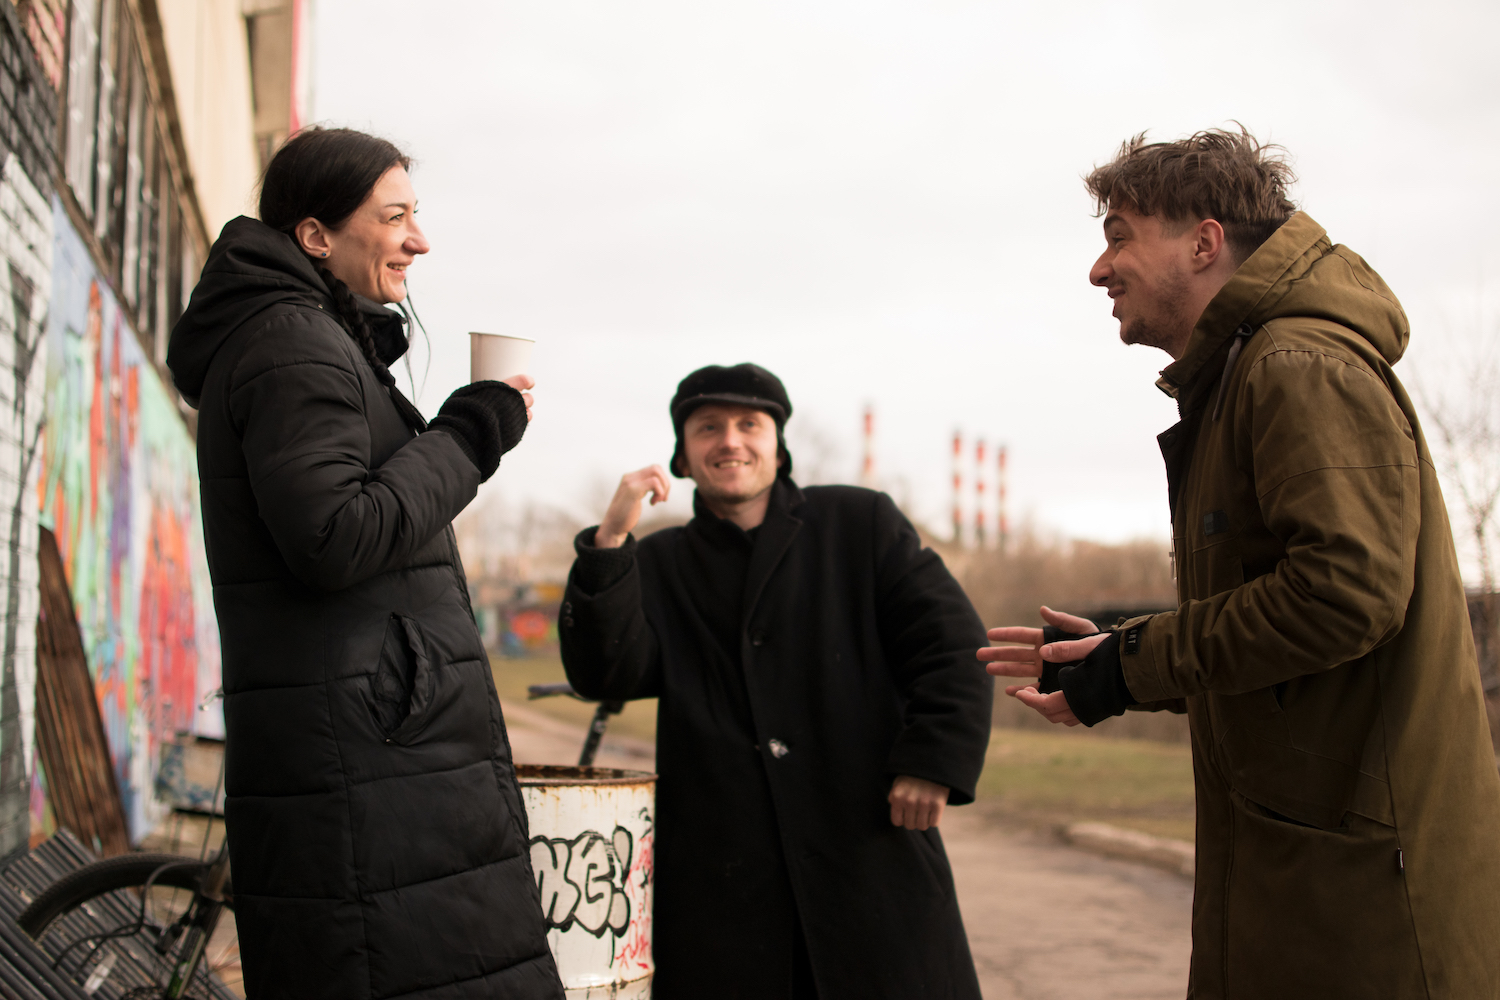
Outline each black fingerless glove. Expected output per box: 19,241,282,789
1036,625,1097,695
427,380,528,482
1056,631,1137,727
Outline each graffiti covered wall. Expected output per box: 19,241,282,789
38,199,221,840
0,153,51,854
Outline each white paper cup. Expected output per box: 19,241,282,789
470,333,535,384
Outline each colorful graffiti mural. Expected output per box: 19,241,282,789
38,197,221,840
474,580,564,658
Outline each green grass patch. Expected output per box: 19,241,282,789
490,655,660,745
977,727,1196,843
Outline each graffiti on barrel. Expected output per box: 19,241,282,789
523,783,655,987
611,810,654,975
531,825,634,937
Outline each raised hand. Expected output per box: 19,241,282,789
977,606,1106,727
594,465,672,549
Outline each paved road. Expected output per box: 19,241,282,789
501,701,1193,1000
944,808,1191,1000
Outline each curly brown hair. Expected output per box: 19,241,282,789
1085,127,1298,259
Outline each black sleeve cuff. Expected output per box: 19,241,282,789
1058,630,1137,727
572,527,638,595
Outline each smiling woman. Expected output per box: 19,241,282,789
164,127,564,999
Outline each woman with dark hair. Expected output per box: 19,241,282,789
167,127,564,999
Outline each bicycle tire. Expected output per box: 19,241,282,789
16,854,233,939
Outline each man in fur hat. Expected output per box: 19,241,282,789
559,362,993,1000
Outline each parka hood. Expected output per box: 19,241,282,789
1157,212,1410,401
167,216,408,407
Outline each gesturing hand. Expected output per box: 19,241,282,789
888,776,949,831
977,606,1107,727
502,374,535,422
594,465,671,549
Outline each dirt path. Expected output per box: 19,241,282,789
501,701,1193,1000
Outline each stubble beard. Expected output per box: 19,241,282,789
1119,262,1193,355
692,460,777,509
695,476,774,508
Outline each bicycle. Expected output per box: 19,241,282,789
10,720,240,999
526,682,625,766
10,684,614,997
13,841,236,999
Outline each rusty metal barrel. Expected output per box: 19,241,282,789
519,764,656,998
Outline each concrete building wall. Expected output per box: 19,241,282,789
153,0,260,236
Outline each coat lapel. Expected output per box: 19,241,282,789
741,478,803,626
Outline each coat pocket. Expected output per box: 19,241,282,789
370,614,435,744
1223,789,1422,997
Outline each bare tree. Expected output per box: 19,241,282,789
1419,335,1500,696
784,415,846,486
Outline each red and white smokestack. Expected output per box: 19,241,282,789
997,444,1009,554
951,430,963,545
861,405,876,488
974,438,986,548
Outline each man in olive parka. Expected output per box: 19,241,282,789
985,130,1500,998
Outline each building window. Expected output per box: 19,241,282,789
63,0,192,365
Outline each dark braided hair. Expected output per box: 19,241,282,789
315,263,394,386
259,127,411,385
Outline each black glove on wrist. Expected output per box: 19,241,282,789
571,527,638,595
1057,630,1137,727
1036,625,1099,694
427,380,528,482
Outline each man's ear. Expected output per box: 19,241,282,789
295,217,332,259
1190,219,1228,273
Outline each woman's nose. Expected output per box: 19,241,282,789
406,224,431,255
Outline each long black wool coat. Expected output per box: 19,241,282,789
167,218,563,1000
560,478,993,999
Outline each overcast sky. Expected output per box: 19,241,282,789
309,0,1499,563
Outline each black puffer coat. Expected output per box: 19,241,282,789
561,480,992,999
167,218,563,1000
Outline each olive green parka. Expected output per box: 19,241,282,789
1122,212,1500,999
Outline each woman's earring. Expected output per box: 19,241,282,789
321,251,328,257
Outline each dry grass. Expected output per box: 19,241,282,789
976,727,1196,843
489,655,659,745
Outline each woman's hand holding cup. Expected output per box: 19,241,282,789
502,374,535,422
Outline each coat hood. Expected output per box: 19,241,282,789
167,216,409,407
1157,212,1410,401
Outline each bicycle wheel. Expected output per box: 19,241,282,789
17,853,241,999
